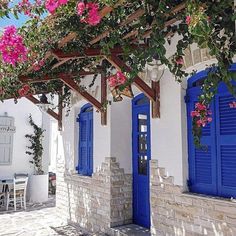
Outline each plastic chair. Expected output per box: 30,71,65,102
6,174,28,211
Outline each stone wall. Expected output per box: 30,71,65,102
150,160,236,236
56,156,132,234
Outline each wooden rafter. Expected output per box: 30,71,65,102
51,45,146,60
20,71,99,84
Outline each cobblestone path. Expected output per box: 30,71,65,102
0,197,100,236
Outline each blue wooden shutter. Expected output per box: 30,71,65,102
87,112,93,176
78,105,93,176
187,87,217,195
215,84,236,197
79,116,88,175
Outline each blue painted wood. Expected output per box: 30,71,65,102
77,104,93,176
187,87,217,195
187,66,236,198
187,63,236,88
215,85,236,198
132,93,151,229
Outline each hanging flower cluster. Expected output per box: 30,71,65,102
0,26,28,66
45,0,68,14
108,71,127,88
191,102,212,128
77,2,101,26
18,84,31,97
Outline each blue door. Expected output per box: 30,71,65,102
132,94,151,228
77,104,93,176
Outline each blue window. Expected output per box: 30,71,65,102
77,104,93,176
187,65,236,198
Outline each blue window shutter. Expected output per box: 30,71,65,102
78,104,93,176
87,112,93,176
215,90,236,198
187,87,217,195
79,117,88,174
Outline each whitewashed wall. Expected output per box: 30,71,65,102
0,98,42,178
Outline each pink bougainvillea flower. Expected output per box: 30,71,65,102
195,102,206,111
22,84,30,92
191,102,212,128
18,88,26,97
176,57,184,65
108,76,117,87
77,2,101,26
108,71,127,88
186,15,191,25
207,117,212,122
116,71,127,84
0,25,28,66
77,2,85,15
18,84,31,97
86,3,101,26
229,101,236,108
191,111,200,117
45,0,58,14
58,0,68,5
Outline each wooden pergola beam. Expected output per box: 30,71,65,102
60,76,102,111
20,71,99,84
52,45,146,60
26,95,60,121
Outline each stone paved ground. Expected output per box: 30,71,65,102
0,196,102,236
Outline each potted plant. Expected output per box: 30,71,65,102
25,115,48,203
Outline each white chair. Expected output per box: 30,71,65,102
6,174,28,211
0,192,5,207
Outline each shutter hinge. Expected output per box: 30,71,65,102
184,95,190,103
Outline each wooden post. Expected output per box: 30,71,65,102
58,90,63,131
101,71,107,126
151,81,160,118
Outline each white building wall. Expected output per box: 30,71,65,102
0,98,42,178
151,70,184,186
110,97,132,174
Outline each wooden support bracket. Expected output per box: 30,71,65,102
60,76,102,111
108,55,160,118
26,95,60,121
